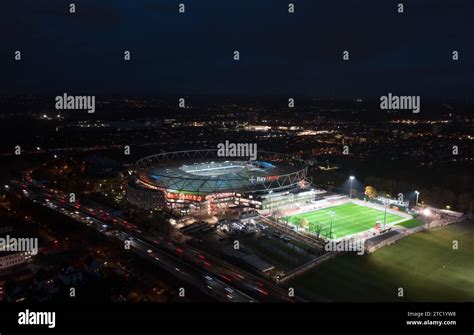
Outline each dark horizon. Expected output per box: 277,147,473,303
1,93,474,104
1,0,473,99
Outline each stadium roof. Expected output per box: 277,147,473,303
134,150,308,195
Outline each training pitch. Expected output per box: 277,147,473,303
288,221,474,302
286,202,408,239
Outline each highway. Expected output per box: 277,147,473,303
116,231,255,302
6,180,295,302
141,231,295,302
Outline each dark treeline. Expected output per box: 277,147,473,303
312,169,473,213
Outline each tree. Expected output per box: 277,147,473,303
364,186,378,199
443,190,456,209
299,218,309,230
316,224,323,238
294,218,308,232
457,193,472,213
309,222,323,238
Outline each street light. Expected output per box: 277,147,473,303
349,176,355,198
415,190,420,207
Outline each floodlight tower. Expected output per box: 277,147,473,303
329,211,335,239
349,176,355,198
415,190,420,207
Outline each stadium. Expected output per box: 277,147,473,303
126,149,312,215
126,149,413,241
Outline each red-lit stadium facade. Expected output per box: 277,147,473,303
126,149,309,215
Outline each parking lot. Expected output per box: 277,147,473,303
179,215,319,274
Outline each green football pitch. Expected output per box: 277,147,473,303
288,221,474,302
286,202,408,239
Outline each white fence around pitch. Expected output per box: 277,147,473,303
281,196,350,217
351,199,412,219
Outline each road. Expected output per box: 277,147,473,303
6,180,295,302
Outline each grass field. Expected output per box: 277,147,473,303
286,202,407,239
288,221,474,302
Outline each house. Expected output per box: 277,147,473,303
83,255,101,278
59,266,83,286
34,268,60,296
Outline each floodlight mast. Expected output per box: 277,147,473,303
415,190,420,207
329,211,335,239
349,176,355,198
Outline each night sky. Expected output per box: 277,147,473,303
1,0,473,99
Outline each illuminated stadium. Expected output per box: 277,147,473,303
126,149,310,214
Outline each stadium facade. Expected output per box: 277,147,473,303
126,149,313,215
